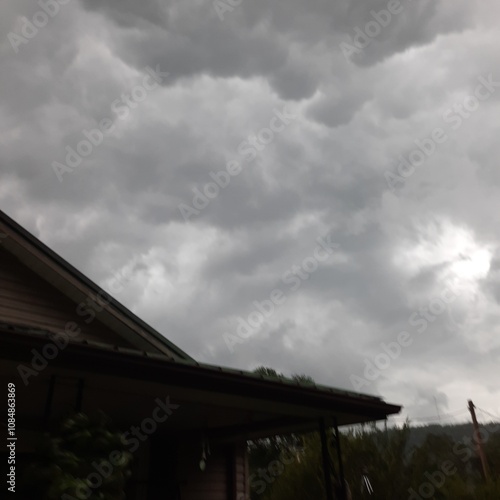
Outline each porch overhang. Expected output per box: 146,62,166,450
1,324,401,442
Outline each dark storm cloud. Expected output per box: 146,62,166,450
1,0,500,420
79,0,477,96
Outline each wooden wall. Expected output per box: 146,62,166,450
0,247,132,346
173,441,248,500
234,442,249,500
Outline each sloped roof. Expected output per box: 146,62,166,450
2,322,401,429
0,209,194,361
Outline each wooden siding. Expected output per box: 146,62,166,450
0,247,133,347
234,443,249,500
177,442,228,500
175,442,248,500
177,443,250,500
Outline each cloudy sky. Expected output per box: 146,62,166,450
2,0,500,424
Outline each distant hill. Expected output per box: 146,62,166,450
404,421,500,450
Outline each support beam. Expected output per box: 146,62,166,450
204,416,312,441
333,417,347,499
319,417,335,500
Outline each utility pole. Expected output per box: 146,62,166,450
468,400,491,481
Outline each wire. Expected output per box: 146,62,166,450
476,407,500,423
388,408,470,423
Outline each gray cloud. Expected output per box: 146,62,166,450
1,0,500,421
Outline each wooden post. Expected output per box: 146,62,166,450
319,418,335,500
333,418,347,500
468,400,490,480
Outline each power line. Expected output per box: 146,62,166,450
476,407,500,423
389,406,500,427
388,408,470,423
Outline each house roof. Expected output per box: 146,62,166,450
0,209,401,428
2,322,401,433
1,322,385,403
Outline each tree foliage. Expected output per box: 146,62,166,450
249,423,500,500
22,412,132,500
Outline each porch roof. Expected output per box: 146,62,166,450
2,322,401,440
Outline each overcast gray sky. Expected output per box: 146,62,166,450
2,0,500,424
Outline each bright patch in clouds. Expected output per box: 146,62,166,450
394,218,492,292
